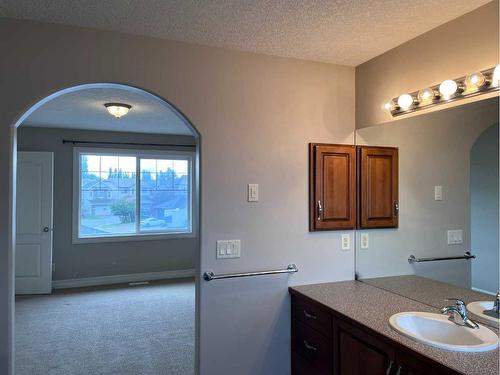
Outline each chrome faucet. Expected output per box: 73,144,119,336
493,292,500,314
441,298,479,329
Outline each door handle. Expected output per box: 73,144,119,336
317,200,323,221
43,227,50,233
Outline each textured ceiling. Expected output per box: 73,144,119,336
22,88,194,135
0,0,492,66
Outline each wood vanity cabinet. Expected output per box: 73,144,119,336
309,144,357,231
357,146,399,229
309,144,398,231
291,293,459,375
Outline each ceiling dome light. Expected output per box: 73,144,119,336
465,72,486,90
439,80,458,99
492,64,500,86
105,103,132,118
417,88,436,103
397,94,414,110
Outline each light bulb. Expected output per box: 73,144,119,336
104,103,132,119
382,101,394,112
465,72,486,90
417,88,435,103
492,64,500,87
397,94,414,110
439,80,458,99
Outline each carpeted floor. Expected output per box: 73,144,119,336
15,278,195,375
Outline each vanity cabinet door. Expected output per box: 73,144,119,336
309,143,356,231
335,319,396,375
357,146,398,229
394,350,457,375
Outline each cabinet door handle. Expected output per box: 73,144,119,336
394,365,403,375
303,310,317,320
385,360,394,375
303,340,317,351
317,200,323,221
394,202,399,216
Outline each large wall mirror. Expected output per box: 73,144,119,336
355,97,499,326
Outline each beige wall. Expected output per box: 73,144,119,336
356,0,500,129
0,18,354,374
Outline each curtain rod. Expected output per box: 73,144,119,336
62,140,196,148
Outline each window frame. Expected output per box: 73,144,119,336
72,147,196,244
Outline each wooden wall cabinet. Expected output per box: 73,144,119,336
309,144,356,231
309,143,398,231
357,146,399,229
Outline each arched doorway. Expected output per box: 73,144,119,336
470,122,499,295
10,83,200,375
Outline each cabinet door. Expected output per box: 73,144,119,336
357,146,398,229
395,350,458,375
335,320,395,375
309,144,356,231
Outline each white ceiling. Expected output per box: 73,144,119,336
0,0,491,66
22,88,194,135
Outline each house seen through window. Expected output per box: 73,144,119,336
75,148,193,241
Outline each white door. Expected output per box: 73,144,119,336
15,152,54,294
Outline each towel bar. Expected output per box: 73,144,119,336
203,264,298,281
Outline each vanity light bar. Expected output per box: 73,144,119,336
385,65,500,117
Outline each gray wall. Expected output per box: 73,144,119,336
0,18,355,374
471,123,499,294
356,98,499,288
17,126,197,281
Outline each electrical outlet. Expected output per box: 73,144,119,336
248,184,259,202
360,233,369,249
434,185,443,201
341,234,350,250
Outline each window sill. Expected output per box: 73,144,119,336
72,231,195,244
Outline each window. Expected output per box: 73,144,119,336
73,148,194,243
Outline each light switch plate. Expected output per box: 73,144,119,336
447,230,463,245
248,184,259,202
341,234,350,250
216,240,241,259
434,185,443,201
360,233,369,249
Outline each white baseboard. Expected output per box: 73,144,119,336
52,269,195,290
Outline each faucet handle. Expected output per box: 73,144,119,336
445,298,465,305
445,298,466,312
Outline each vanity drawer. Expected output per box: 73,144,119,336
292,318,333,375
292,294,332,338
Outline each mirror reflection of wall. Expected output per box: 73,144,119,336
355,98,499,297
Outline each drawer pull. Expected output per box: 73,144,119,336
303,309,317,319
303,340,317,351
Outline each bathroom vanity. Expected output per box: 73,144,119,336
289,281,499,375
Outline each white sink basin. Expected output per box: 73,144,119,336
389,312,499,352
467,301,499,326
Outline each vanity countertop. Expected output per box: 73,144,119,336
290,280,499,375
